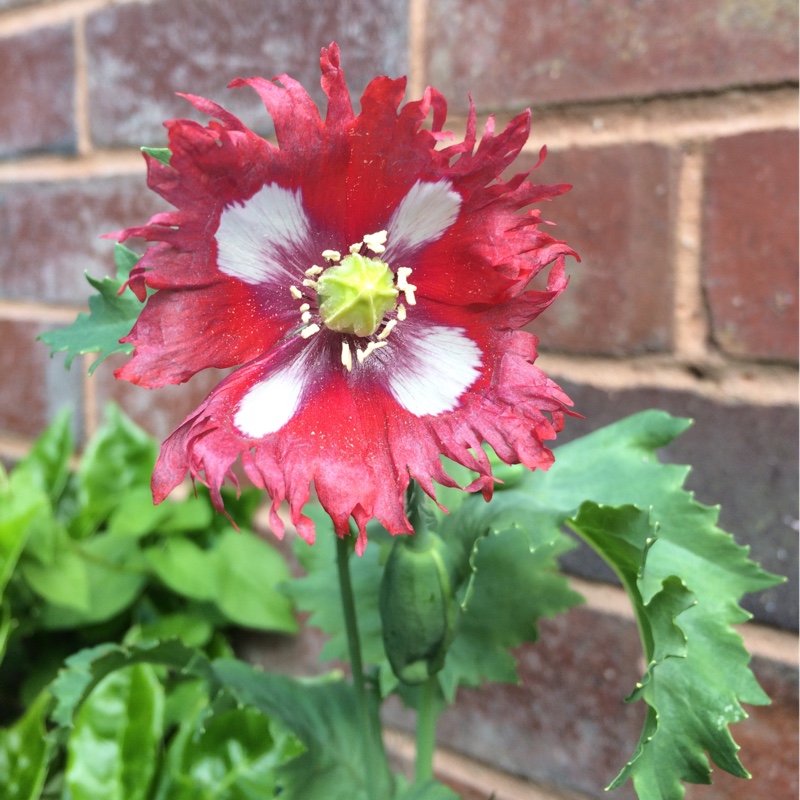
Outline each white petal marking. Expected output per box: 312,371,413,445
234,359,307,437
388,326,482,416
387,180,462,252
216,184,310,285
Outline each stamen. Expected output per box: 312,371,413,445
322,249,341,262
289,285,303,299
396,304,407,321
299,303,310,312
377,318,397,340
363,230,388,254
302,278,318,288
301,310,312,323
300,324,320,339
305,265,324,277
349,243,362,255
341,340,353,372
356,340,387,363
404,287,417,306
396,267,413,290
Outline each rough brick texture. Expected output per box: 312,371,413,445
86,0,409,148
425,0,799,112
522,143,678,355
0,176,165,305
555,382,798,630
703,129,799,361
0,319,82,439
0,26,76,158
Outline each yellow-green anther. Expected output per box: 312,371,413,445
316,253,399,337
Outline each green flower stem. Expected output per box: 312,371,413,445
336,532,382,799
415,674,440,783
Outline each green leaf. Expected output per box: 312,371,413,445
0,692,52,800
494,410,783,799
37,533,147,629
141,146,172,166
39,243,144,375
155,706,294,800
49,640,217,731
14,408,73,504
73,404,158,538
213,660,394,800
438,522,583,702
65,663,164,800
214,529,297,632
20,526,91,611
0,467,48,597
146,529,297,633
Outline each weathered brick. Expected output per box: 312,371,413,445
522,143,678,355
0,26,76,158
703,129,799,361
0,319,83,440
86,0,409,148
0,175,165,305
553,383,798,631
425,0,799,112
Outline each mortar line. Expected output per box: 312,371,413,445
0,300,85,322
73,15,92,156
672,145,710,362
407,0,428,100
0,0,108,37
535,353,798,406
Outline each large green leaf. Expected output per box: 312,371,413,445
437,522,582,702
39,243,143,375
145,529,297,633
0,692,52,799
213,660,394,800
487,410,782,799
65,663,164,800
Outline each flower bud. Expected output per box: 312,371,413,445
379,531,457,685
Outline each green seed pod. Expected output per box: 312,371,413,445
379,532,457,685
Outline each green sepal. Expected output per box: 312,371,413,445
39,243,145,375
141,146,172,166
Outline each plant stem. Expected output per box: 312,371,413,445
336,533,380,799
415,674,440,783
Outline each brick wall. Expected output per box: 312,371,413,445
1,1,797,798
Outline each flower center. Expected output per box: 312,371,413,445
316,253,398,337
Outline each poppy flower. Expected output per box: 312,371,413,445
113,43,577,554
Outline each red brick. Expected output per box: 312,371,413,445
702,130,799,361
86,0,409,148
425,0,799,112
0,319,83,440
0,26,76,157
0,176,165,305
523,143,678,356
